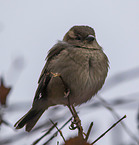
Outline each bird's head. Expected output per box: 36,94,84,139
63,25,101,49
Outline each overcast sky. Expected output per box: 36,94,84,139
0,0,139,145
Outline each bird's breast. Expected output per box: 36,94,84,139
48,47,109,105
63,48,109,105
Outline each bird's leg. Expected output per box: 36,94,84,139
58,75,70,98
50,72,84,137
68,104,84,138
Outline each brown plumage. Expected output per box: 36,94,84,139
14,25,109,132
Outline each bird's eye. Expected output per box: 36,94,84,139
86,35,95,42
76,36,81,40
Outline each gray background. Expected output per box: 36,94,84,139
0,0,139,145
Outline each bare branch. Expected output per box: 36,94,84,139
50,119,65,142
91,115,126,144
85,122,93,141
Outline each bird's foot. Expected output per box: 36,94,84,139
69,117,80,130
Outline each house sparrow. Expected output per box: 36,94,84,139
14,25,109,132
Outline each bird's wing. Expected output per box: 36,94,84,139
34,42,67,101
38,42,67,84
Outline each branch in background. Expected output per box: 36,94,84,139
50,119,65,142
97,95,139,144
103,67,139,92
32,122,57,145
80,92,139,112
0,118,13,129
137,106,139,133
40,117,72,145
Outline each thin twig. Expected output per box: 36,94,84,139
91,115,126,144
85,122,93,141
32,122,57,145
43,117,72,145
137,105,139,133
97,95,139,144
50,119,65,142
102,67,139,92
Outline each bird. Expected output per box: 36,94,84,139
14,25,109,132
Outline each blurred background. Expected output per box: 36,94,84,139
0,0,139,145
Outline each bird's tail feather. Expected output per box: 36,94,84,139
14,108,45,132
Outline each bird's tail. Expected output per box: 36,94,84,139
14,108,45,132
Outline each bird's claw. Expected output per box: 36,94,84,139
69,117,80,130
69,121,78,130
